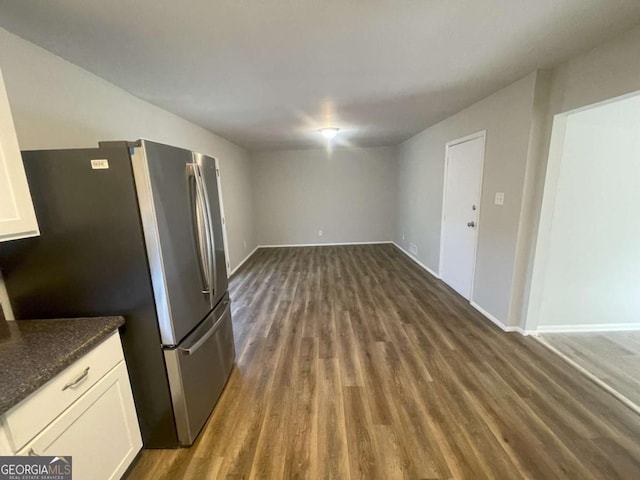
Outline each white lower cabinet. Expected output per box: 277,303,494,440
0,332,142,480
18,362,141,480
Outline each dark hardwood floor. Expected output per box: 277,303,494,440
128,244,640,479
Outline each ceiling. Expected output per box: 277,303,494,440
1,1,639,151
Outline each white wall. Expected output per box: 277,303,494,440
396,25,640,331
534,95,640,330
251,146,397,246
0,28,255,273
396,72,540,325
549,26,640,116
518,25,640,331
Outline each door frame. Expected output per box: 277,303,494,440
438,130,487,301
523,90,640,333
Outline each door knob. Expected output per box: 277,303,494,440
467,221,476,228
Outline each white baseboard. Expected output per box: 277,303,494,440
535,336,640,416
392,243,529,336
232,242,399,276
258,241,394,248
469,301,519,333
513,327,536,336
536,323,640,333
391,242,440,279
469,301,533,335
229,246,259,276
370,242,537,336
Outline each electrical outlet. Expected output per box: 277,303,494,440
494,192,505,206
402,233,405,241
318,230,323,237
243,240,247,249
409,243,418,256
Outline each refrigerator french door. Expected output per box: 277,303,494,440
0,140,235,448
130,140,232,445
130,141,228,345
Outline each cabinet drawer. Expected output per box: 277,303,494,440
17,362,142,480
5,332,123,451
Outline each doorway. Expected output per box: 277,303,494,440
439,131,486,300
526,91,640,411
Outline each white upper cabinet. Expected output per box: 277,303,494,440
0,66,38,242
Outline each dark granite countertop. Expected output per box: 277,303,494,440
0,317,124,415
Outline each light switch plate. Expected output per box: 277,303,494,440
494,192,505,206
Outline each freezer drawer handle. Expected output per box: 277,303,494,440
178,302,231,355
62,366,90,391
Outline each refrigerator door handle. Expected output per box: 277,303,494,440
187,163,211,296
195,163,218,302
177,301,231,355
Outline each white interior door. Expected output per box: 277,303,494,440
440,133,485,299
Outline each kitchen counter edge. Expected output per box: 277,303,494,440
0,316,125,415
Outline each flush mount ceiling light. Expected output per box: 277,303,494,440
318,127,340,139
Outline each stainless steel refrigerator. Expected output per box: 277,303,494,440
0,139,235,448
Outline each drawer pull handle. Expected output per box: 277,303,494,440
28,448,40,456
62,367,90,391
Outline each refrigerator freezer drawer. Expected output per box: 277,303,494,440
163,296,235,446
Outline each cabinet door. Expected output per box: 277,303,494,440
0,66,38,242
19,362,142,480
